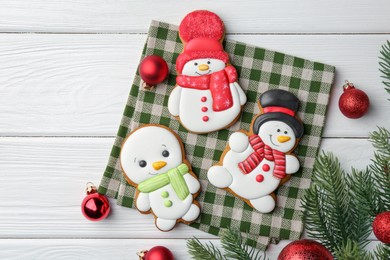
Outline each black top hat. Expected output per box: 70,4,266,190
252,89,304,138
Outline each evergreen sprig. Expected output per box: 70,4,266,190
302,128,390,259
187,229,266,260
379,40,390,97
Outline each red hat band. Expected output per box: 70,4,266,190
263,106,295,117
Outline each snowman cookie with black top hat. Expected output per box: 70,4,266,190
207,89,304,213
168,10,247,134
120,125,201,231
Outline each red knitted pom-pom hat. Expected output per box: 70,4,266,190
176,10,230,74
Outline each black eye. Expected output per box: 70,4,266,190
207,61,211,64
194,62,198,66
162,150,170,157
139,160,147,168
284,131,288,134
277,129,281,132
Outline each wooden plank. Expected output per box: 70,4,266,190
0,1,389,33
0,137,378,239
0,239,381,260
0,34,388,137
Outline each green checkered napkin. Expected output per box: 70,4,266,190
99,20,335,250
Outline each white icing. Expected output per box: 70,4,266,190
207,165,233,188
257,121,296,153
183,174,201,194
120,126,183,184
170,83,243,133
156,218,177,231
181,58,225,76
167,86,181,116
207,121,301,213
182,204,201,222
250,195,276,213
120,125,200,229
285,154,300,174
168,58,247,134
135,192,150,212
229,132,249,153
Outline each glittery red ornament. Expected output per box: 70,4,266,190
338,80,369,119
372,211,390,244
139,55,169,89
81,183,110,221
278,239,333,260
137,246,174,260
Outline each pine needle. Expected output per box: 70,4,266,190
221,229,266,260
379,40,390,98
187,237,225,260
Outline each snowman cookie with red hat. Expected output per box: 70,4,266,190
207,89,304,213
168,10,247,134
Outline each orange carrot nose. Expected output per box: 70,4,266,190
152,161,167,170
198,64,209,71
277,136,291,143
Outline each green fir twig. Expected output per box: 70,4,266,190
187,237,225,260
379,40,390,98
187,229,267,260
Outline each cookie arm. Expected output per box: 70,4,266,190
233,82,247,106
168,86,182,116
183,173,201,194
229,132,250,153
285,154,300,174
135,192,151,212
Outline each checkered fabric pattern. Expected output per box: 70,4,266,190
99,20,335,250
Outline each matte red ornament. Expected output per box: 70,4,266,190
81,183,110,221
338,80,369,119
137,246,174,260
278,239,333,260
372,211,390,244
139,55,169,89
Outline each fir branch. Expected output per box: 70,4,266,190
379,40,390,97
373,243,390,259
221,229,266,260
302,151,352,255
369,127,390,212
187,238,226,260
334,239,373,260
347,168,375,246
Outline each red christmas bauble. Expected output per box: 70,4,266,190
138,246,174,260
278,239,333,260
81,184,110,221
338,81,369,119
139,55,169,89
372,211,390,244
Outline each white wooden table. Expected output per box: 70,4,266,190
1,1,389,259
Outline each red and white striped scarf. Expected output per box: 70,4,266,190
238,135,286,179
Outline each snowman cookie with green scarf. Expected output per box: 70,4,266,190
120,124,201,231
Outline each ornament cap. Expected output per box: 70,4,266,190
343,80,355,91
86,182,97,195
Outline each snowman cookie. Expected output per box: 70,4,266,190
120,125,201,231
207,89,304,213
168,10,247,134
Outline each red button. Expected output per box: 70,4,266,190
256,174,264,182
262,164,270,172
201,96,207,102
202,116,209,122
201,107,208,112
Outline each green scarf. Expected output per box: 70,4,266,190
137,163,190,200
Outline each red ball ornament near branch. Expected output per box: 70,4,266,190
278,239,333,260
373,211,390,244
81,182,110,221
338,80,370,119
139,55,169,90
137,246,174,260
